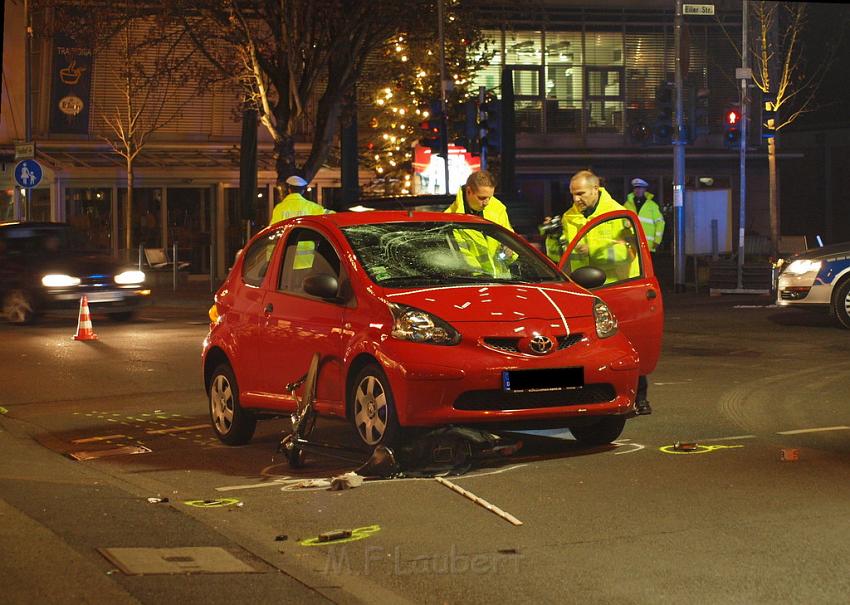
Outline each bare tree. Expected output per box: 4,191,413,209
94,3,201,254
723,2,844,255
172,0,447,184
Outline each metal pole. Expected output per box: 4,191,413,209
737,1,748,289
673,0,686,292
478,86,487,171
24,0,32,221
437,0,450,194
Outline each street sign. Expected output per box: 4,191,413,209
683,4,715,15
735,67,753,80
14,159,43,189
14,142,35,160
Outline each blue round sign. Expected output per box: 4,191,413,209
15,159,42,189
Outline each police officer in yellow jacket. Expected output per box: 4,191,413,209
444,170,515,277
554,170,638,284
624,177,665,254
270,175,331,225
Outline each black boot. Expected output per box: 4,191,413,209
635,398,653,415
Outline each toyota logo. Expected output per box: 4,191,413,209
529,334,554,355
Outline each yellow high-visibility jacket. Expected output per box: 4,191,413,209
444,189,514,277
270,193,332,270
625,192,665,252
270,193,330,225
560,187,639,284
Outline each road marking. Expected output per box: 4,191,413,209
216,479,293,492
777,426,850,435
698,434,757,442
68,445,151,460
300,525,381,547
71,434,127,444
659,444,744,455
183,498,241,508
145,424,209,435
613,438,645,455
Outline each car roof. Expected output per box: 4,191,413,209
272,211,491,231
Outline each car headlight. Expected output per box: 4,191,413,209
783,259,822,277
42,274,81,287
593,298,618,339
115,270,146,285
389,303,461,346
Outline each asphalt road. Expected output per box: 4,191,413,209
1,295,849,604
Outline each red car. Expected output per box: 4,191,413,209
202,210,663,449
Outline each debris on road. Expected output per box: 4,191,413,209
146,497,169,504
274,534,288,542
330,472,365,490
673,441,699,452
780,448,800,461
318,529,353,543
435,476,523,526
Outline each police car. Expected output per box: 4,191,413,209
775,241,850,328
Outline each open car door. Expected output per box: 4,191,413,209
558,209,663,375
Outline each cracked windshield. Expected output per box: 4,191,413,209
341,221,566,287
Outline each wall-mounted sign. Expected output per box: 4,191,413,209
15,142,35,160
683,4,715,15
49,29,92,135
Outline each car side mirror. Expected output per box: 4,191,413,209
570,266,606,289
303,273,340,300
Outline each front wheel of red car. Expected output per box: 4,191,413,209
209,363,256,445
570,416,626,447
350,363,401,448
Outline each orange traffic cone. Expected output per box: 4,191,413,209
72,295,98,341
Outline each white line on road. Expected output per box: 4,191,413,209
698,435,757,442
145,424,209,435
777,426,850,435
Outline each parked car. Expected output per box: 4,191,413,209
0,221,150,324
775,241,850,328
202,210,663,449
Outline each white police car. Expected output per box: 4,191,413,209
776,241,850,328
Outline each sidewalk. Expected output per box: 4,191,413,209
147,276,218,310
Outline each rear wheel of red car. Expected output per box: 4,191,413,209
350,363,401,448
831,278,850,329
570,416,626,447
3,290,36,325
209,363,256,445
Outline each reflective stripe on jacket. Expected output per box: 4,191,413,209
624,192,665,252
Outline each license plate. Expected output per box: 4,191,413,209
85,291,124,303
502,367,584,393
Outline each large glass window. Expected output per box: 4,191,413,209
470,29,502,93
586,67,625,133
545,31,583,133
167,187,211,274
67,187,113,251
505,30,542,65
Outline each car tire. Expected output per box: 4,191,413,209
350,363,401,448
3,290,37,325
570,416,626,447
831,278,850,329
209,363,256,445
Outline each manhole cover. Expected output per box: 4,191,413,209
99,547,263,575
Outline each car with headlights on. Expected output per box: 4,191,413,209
775,241,850,328
202,210,663,449
0,222,150,324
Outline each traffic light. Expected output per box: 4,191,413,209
419,99,448,157
760,90,777,139
452,100,479,153
652,83,673,144
723,105,741,148
687,86,710,144
480,98,502,153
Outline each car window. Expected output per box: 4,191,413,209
1,225,89,256
565,215,643,285
241,231,282,287
341,221,565,287
278,228,341,294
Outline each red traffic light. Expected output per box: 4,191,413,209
725,108,740,126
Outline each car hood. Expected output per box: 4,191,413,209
382,283,596,323
31,252,128,276
790,242,850,262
